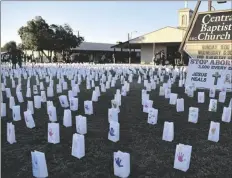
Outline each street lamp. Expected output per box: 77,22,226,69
128,31,137,64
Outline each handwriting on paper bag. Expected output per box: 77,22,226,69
211,128,216,134
49,129,53,137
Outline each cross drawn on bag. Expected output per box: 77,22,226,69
212,72,221,85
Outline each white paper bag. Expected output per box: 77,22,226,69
34,96,42,109
176,98,184,112
218,91,226,103
143,100,153,113
5,88,12,98
71,133,85,159
26,88,31,98
91,90,98,102
33,85,39,95
48,123,60,144
198,92,205,103
31,150,48,178
173,144,192,172
63,109,72,127
165,88,171,99
159,86,165,96
41,91,47,102
147,108,158,125
59,95,69,108
24,110,35,128
222,107,231,123
12,105,21,121
108,121,120,142
1,103,6,117
48,106,57,122
209,88,215,98
84,100,93,115
16,92,24,103
188,107,199,123
162,121,174,142
47,87,54,97
169,93,178,105
9,96,15,109
114,151,130,178
208,99,217,112
208,121,220,142
76,115,87,134
108,108,118,123
70,97,78,111
7,122,16,144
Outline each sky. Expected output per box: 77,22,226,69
1,1,231,47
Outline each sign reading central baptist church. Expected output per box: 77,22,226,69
184,10,232,91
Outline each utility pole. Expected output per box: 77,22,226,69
128,33,131,64
208,0,212,11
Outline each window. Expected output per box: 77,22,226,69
181,15,187,26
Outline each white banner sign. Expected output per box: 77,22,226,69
185,58,232,90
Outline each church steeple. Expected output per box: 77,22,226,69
178,2,193,30
184,0,188,8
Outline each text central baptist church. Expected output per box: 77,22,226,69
112,7,194,64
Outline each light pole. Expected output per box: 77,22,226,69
128,31,137,64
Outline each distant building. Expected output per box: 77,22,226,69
71,42,140,63
112,6,193,65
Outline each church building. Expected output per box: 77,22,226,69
111,4,193,64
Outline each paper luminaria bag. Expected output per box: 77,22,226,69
1,103,6,117
218,91,226,103
198,92,205,103
173,144,192,172
84,100,93,115
12,105,21,121
34,96,42,109
113,151,130,178
48,105,57,122
162,121,174,142
108,108,118,123
16,91,24,103
7,122,16,144
108,121,120,142
59,95,69,108
143,100,153,113
71,133,85,159
169,93,178,105
9,96,15,109
147,108,158,125
208,121,220,142
209,87,216,98
63,109,72,127
26,88,32,98
76,115,87,135
31,150,48,178
222,107,231,123
208,99,217,112
48,123,60,144
27,101,34,114
188,107,199,124
41,91,47,103
24,110,36,129
70,97,78,111
176,98,184,112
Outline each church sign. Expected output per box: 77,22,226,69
184,10,232,91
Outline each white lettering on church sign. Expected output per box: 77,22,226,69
188,10,232,41
184,10,232,91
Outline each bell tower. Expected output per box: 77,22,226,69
178,1,193,30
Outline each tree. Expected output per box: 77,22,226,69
18,16,84,63
3,41,17,52
49,23,84,62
